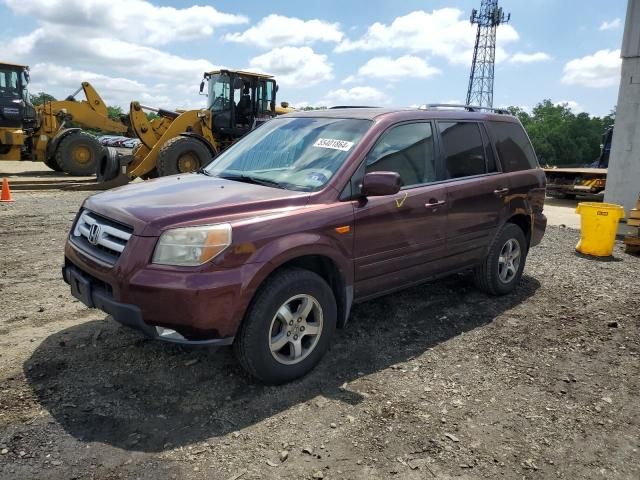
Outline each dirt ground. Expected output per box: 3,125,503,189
0,189,639,480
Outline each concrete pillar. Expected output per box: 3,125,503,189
604,0,640,212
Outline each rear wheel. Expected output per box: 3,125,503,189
234,268,337,384
157,136,213,177
473,223,528,296
55,131,103,176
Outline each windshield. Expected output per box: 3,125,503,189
207,74,231,112
0,68,21,99
205,117,372,191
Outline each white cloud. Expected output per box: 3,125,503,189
341,75,358,85
335,8,519,65
561,49,621,88
29,63,172,109
508,52,551,64
8,28,218,80
249,47,333,87
554,100,584,113
225,14,343,48
599,18,622,31
4,0,247,45
319,86,388,106
2,0,237,109
4,0,242,108
357,56,441,80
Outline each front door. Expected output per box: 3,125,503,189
353,121,448,298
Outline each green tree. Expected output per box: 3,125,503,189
29,91,56,105
106,105,123,121
509,99,614,167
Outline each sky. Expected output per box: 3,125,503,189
0,0,628,116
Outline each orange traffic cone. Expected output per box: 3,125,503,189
1,177,14,202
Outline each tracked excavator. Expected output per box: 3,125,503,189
98,69,294,182
0,61,129,176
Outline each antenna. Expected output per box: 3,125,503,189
466,0,510,108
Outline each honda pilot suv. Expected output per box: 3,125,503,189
63,106,546,384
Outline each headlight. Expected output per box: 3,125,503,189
152,223,232,266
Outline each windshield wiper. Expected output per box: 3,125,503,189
197,167,212,176
218,174,286,189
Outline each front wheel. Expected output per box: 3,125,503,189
156,136,213,177
55,131,104,176
473,223,528,296
234,268,337,384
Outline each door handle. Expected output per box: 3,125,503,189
493,187,510,196
425,199,446,208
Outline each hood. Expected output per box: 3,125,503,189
84,173,310,236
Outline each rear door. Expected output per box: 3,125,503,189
487,119,546,199
437,120,509,267
352,121,448,298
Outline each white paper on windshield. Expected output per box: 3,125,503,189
313,138,354,152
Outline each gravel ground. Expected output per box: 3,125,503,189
1,190,639,480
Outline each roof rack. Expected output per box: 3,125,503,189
419,104,510,115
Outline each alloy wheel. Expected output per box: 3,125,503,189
269,294,323,365
498,238,521,284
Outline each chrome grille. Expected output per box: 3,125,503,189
71,210,133,264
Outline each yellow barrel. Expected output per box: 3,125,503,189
575,202,625,256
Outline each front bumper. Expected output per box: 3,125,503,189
62,264,234,346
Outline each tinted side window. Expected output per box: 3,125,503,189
438,121,486,178
366,122,436,187
490,121,539,172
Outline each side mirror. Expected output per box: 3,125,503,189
361,171,401,197
199,81,205,94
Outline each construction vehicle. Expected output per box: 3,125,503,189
544,127,612,199
98,69,294,182
0,61,129,175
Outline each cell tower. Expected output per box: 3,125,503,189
466,0,510,108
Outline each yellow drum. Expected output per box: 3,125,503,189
575,202,625,256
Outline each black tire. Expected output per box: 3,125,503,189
234,268,337,385
156,136,213,177
473,223,528,296
44,155,63,172
55,131,104,176
96,147,121,182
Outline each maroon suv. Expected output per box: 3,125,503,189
63,106,546,384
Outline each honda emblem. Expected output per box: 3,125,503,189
88,223,102,245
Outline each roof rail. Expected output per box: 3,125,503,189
329,105,381,109
419,104,510,115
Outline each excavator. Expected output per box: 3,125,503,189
0,61,129,176
98,69,294,182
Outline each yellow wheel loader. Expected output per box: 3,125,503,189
98,69,294,182
0,61,129,176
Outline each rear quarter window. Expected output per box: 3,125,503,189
489,121,539,172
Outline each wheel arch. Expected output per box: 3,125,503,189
241,248,353,331
506,212,532,247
